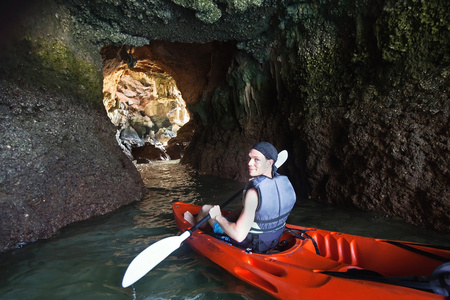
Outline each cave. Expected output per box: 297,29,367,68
0,0,448,253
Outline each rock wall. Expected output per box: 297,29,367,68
182,0,450,231
275,0,449,231
0,0,448,252
0,0,144,252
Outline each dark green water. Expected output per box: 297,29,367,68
0,161,448,299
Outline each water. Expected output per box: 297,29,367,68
0,160,449,300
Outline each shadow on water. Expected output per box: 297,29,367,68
0,160,448,299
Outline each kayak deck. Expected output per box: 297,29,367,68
173,202,450,300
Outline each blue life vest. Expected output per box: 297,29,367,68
238,173,296,253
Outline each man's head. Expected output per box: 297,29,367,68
248,142,278,178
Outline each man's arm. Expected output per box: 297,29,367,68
209,188,258,242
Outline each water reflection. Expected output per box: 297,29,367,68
0,160,448,300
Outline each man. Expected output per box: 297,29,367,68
184,142,296,253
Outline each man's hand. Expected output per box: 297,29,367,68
209,205,222,220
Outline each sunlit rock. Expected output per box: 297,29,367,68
101,48,190,160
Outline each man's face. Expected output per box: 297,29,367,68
248,149,273,178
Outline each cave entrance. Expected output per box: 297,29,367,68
101,45,191,162
101,42,235,163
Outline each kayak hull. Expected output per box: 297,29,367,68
173,202,450,300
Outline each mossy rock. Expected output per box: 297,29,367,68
0,38,103,108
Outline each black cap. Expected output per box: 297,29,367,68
251,142,278,162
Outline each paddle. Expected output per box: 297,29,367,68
321,262,450,296
121,150,288,288
383,240,450,262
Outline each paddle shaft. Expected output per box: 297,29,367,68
189,189,243,232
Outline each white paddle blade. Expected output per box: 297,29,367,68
122,231,191,288
276,150,288,168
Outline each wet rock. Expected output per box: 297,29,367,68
0,82,145,252
132,143,169,162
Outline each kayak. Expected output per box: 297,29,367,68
172,202,450,300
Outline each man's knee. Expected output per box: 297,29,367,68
201,204,213,213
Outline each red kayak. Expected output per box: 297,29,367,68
173,202,450,300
